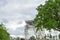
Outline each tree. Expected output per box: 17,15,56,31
0,23,10,40
29,36,36,40
59,34,60,39
16,37,20,40
33,0,60,31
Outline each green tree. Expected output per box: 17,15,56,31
16,37,20,40
0,23,10,40
33,0,60,31
29,36,36,40
59,34,60,39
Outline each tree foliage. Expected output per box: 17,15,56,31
29,36,36,40
0,23,10,40
33,0,60,31
16,37,20,40
59,34,60,39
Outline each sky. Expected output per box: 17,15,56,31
0,0,46,37
3,0,60,38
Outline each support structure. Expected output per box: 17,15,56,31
24,20,35,40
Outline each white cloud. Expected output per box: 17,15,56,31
5,20,26,30
0,0,46,13
0,0,46,36
10,35,25,38
0,0,46,22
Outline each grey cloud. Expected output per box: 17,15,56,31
8,27,25,35
0,0,46,36
0,0,7,7
7,0,45,4
0,18,8,23
8,26,35,36
0,0,46,22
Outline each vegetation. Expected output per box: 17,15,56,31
29,36,36,40
0,0,60,40
16,37,20,40
33,0,60,31
59,34,60,39
0,23,10,40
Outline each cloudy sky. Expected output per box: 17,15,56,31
0,0,46,38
